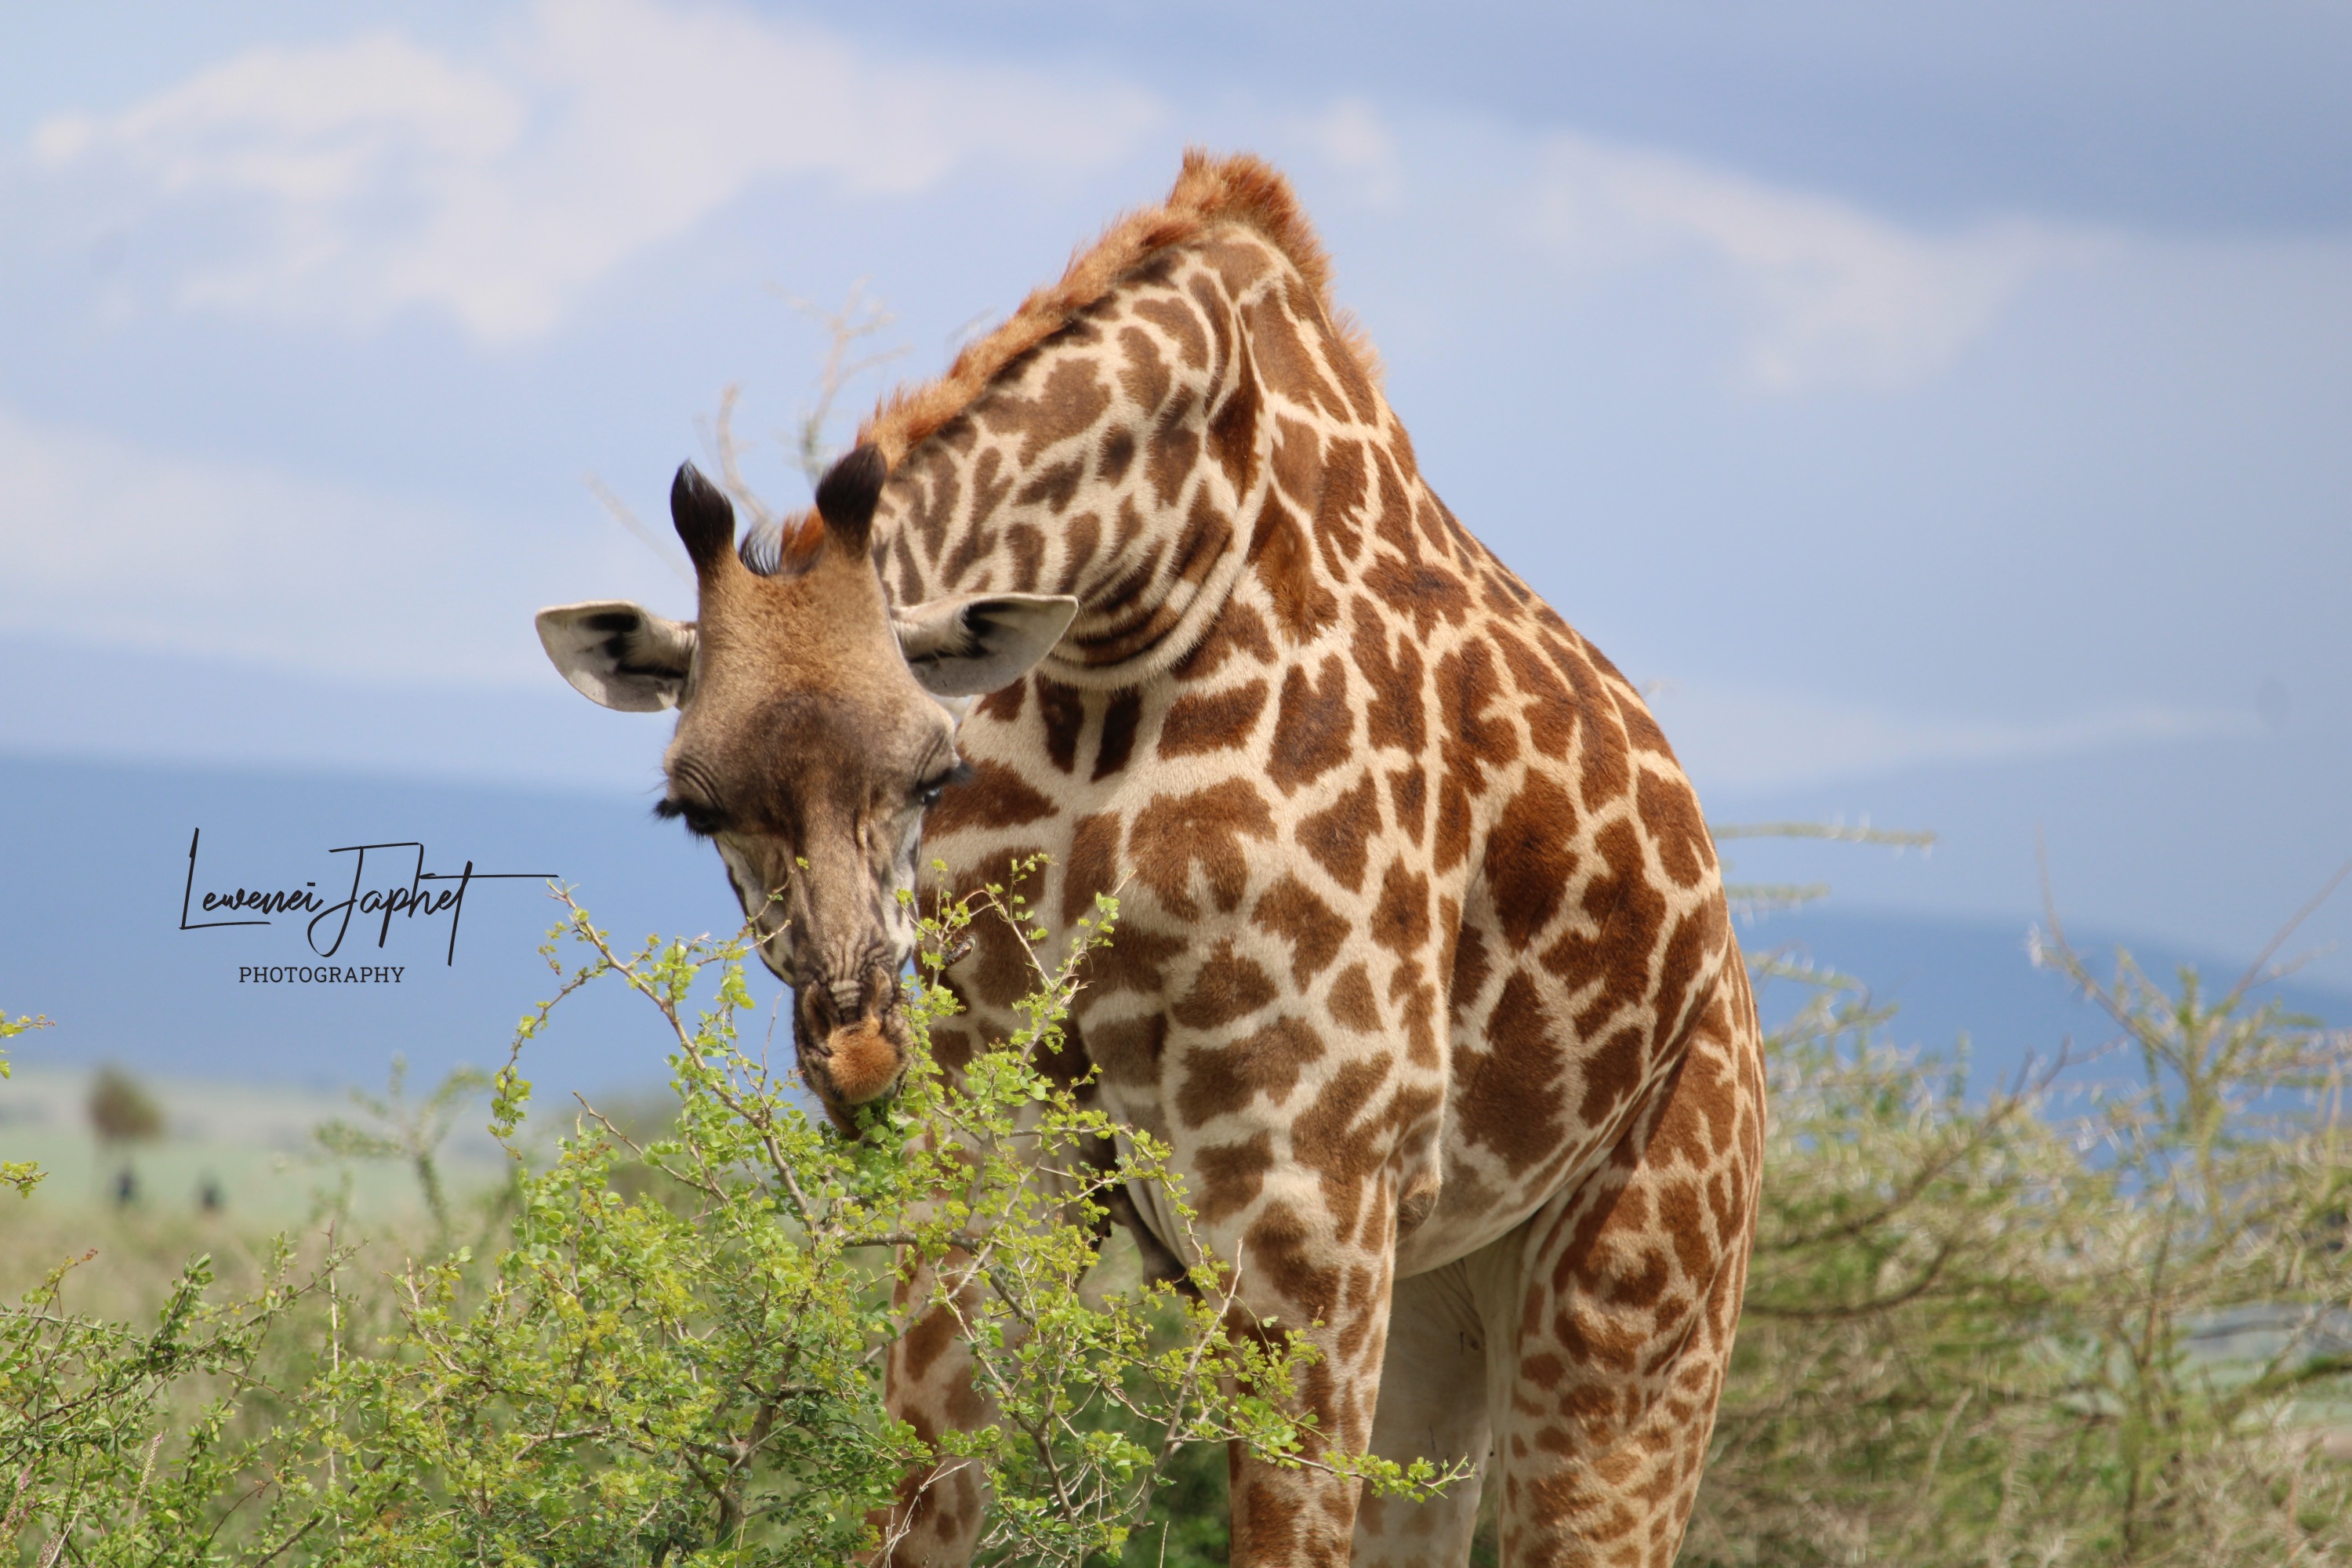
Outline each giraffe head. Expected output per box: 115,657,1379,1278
535,445,1076,1130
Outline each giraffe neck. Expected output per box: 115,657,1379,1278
866,225,1400,689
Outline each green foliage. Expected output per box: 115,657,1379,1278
1,1008,50,1200
314,1056,492,1237
11,867,2347,1565
1,1240,336,1562
0,880,1442,1564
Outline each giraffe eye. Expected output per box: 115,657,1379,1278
655,797,724,838
915,760,974,808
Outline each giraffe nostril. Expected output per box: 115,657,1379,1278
798,984,840,1040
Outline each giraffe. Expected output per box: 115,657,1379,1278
536,151,1763,1567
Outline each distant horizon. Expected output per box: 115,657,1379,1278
4,747,2340,1109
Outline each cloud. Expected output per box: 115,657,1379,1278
1653,681,2260,793
0,404,665,685
1299,100,1403,208
27,0,1162,341
1527,131,2099,391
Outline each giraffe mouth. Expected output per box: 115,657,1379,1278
792,967,910,1132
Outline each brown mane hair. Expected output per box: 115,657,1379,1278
856,149,1380,470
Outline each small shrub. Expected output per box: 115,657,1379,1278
86,1069,163,1147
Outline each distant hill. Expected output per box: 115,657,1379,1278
1739,905,2349,1094
2,750,2340,1106
0,750,721,1102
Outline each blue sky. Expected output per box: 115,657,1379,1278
2,0,2347,1008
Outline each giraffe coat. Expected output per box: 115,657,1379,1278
540,151,1764,1568
858,154,1765,1568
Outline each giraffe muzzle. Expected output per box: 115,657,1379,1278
792,965,909,1127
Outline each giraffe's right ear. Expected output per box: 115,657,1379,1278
535,601,697,712
893,592,1078,698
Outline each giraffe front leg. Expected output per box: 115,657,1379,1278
1490,987,1764,1568
876,1248,993,1568
873,1082,1112,1563
1209,1171,1406,1568
873,1145,1095,1566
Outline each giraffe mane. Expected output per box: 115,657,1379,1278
856,148,1381,470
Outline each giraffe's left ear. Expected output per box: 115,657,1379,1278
893,592,1078,698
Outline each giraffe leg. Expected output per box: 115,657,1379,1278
1348,1255,1503,1568
874,1253,993,1567
1491,991,1765,1568
873,1114,1130,1564
1215,1177,1406,1568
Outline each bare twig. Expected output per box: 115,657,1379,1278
2219,851,2352,1014
584,472,696,590
704,383,777,533
769,278,909,485
1714,820,1937,849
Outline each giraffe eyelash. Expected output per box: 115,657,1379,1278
915,761,974,808
653,797,724,839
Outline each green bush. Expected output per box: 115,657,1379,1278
1,1010,49,1200
0,881,1443,1565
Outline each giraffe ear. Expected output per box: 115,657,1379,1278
893,593,1078,698
535,601,697,711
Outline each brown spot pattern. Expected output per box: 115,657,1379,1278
922,760,1058,838
1637,768,1715,888
1036,678,1086,774
1326,962,1381,1033
1250,874,1346,985
1127,779,1276,919
1157,677,1270,757
1171,941,1281,1029
1195,1131,1276,1224
1177,1014,1325,1126
1170,601,1276,680
1093,690,1143,780
1352,601,1425,753
1265,654,1352,793
1247,494,1341,644
1487,774,1581,948
1294,773,1380,892
1370,859,1431,957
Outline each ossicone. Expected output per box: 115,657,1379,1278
671,463,736,574
815,444,888,551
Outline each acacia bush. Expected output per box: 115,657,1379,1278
0,881,1441,1565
